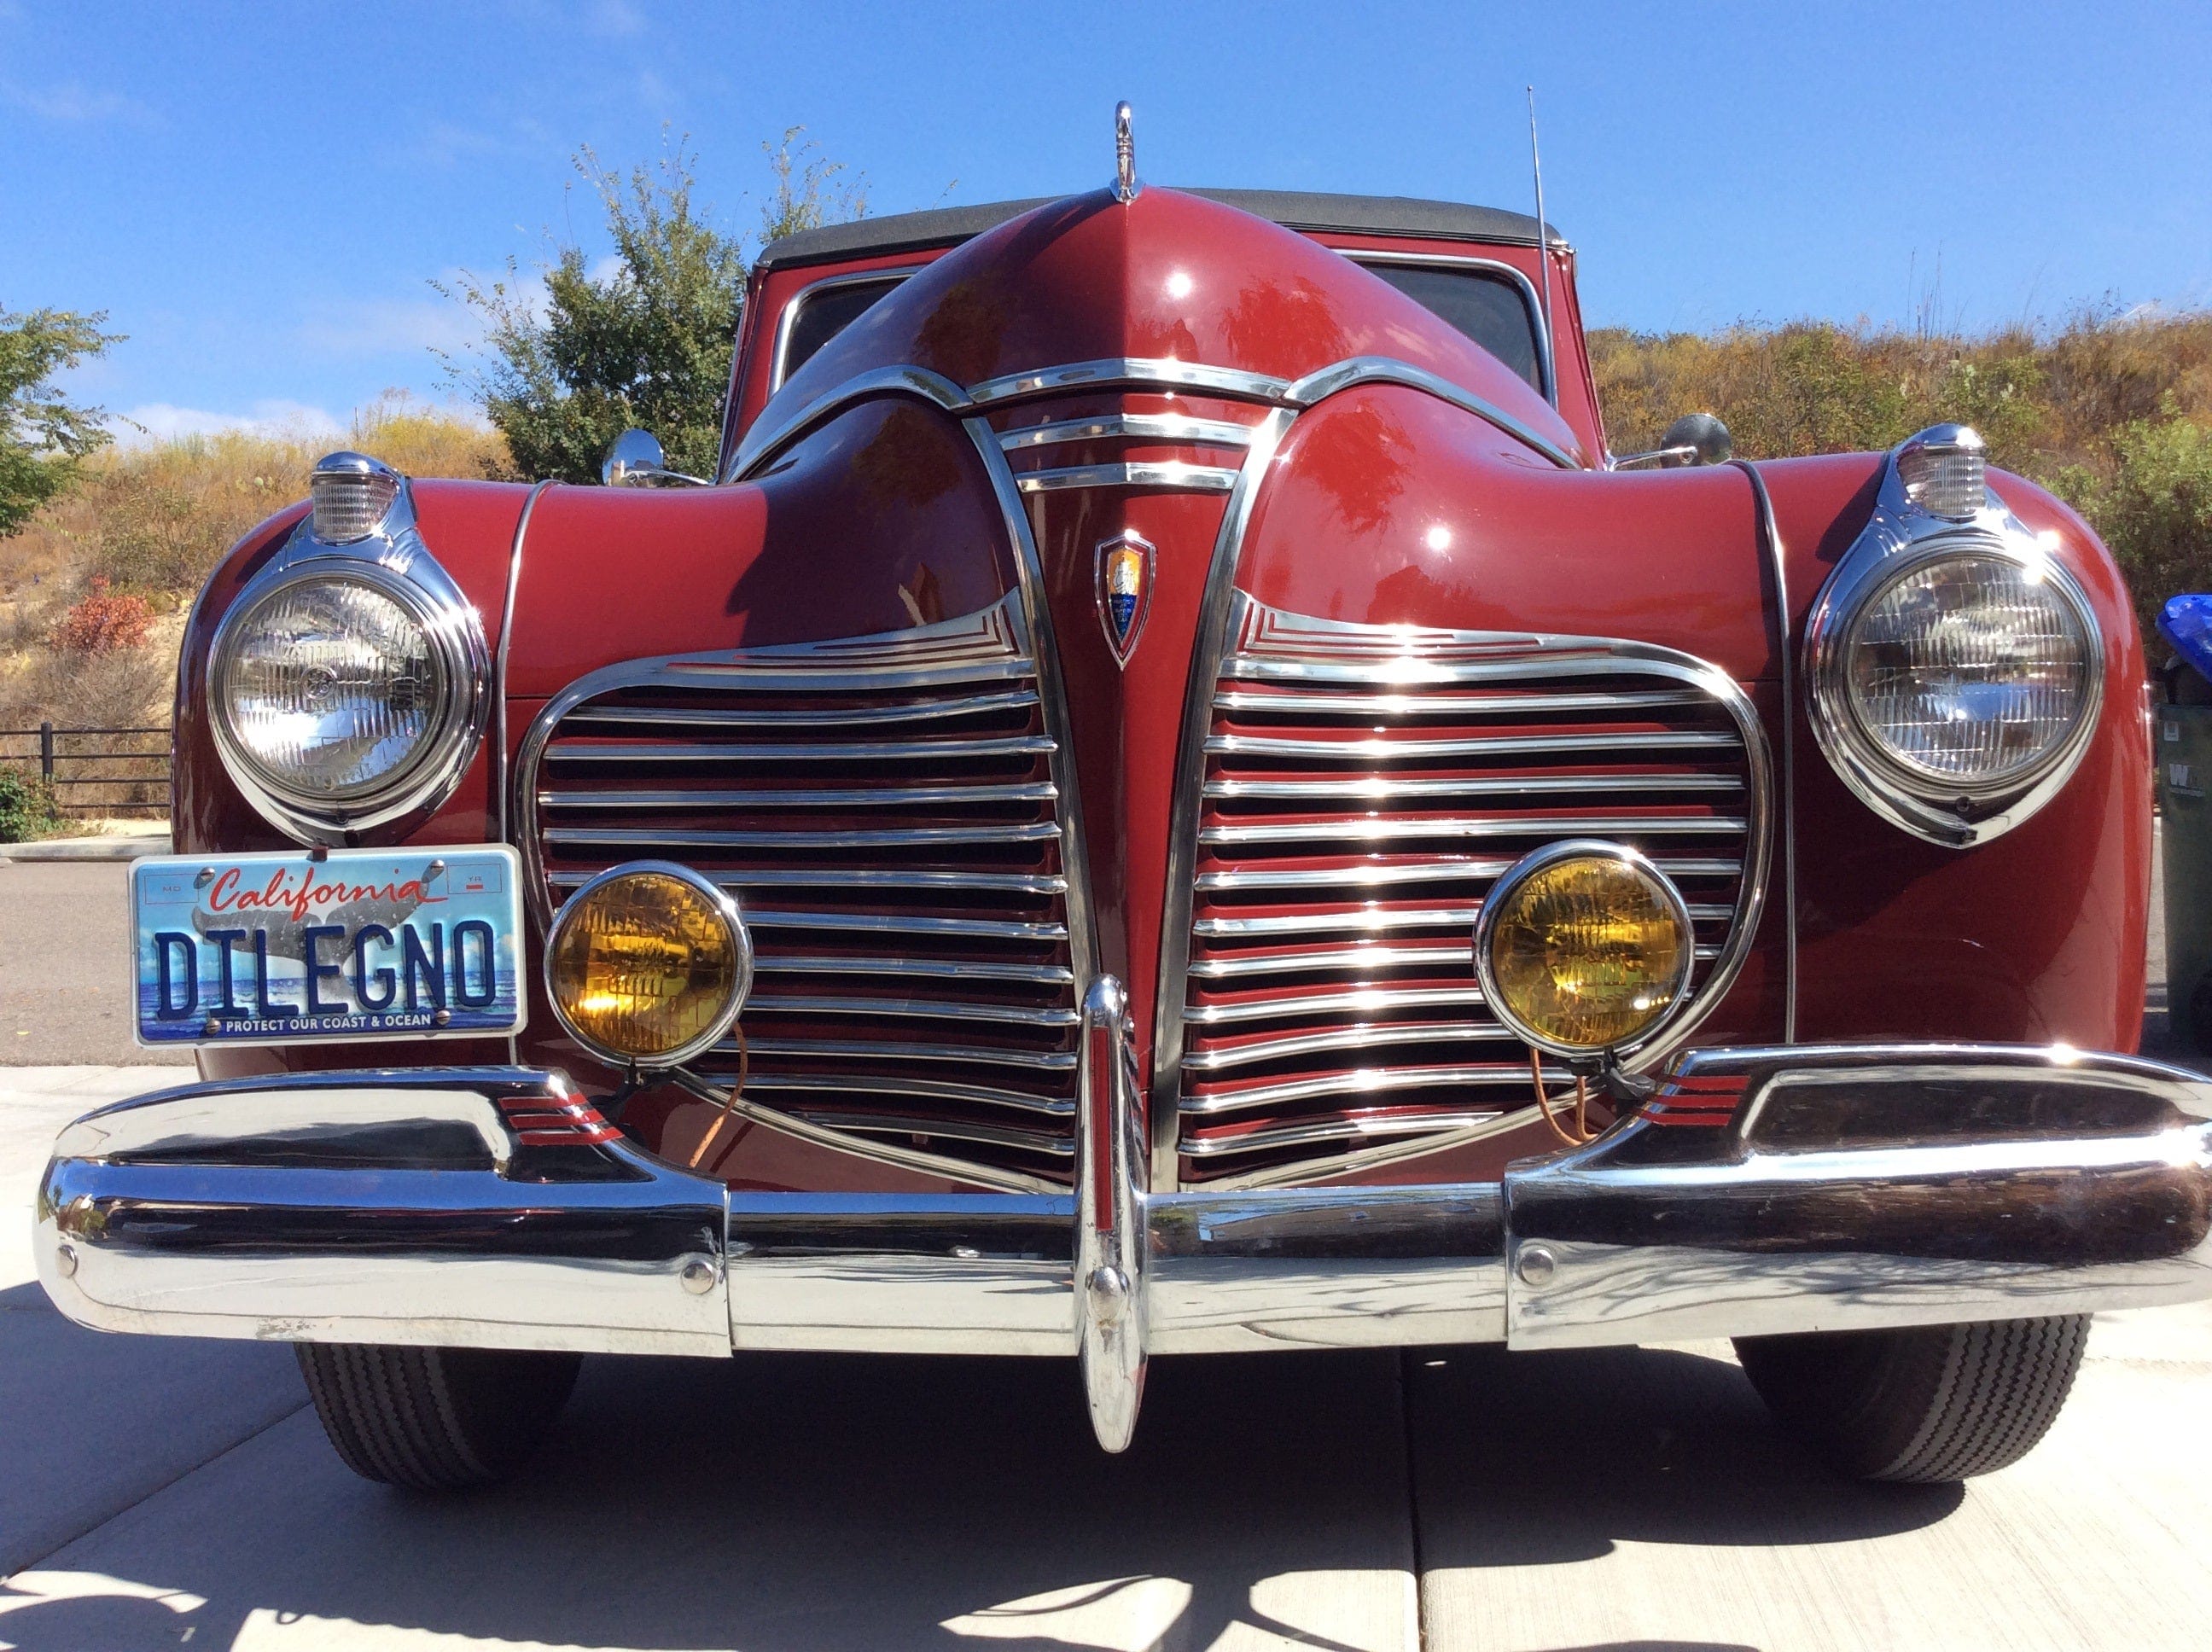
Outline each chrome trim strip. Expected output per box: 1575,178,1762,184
493,480,554,845
998,413,1258,451
1205,729,1740,760
1185,1021,1512,1070
745,992,1080,1027
768,265,923,393
755,954,1073,986
969,358,1293,406
554,868,1065,896
726,1035,1076,1071
1194,857,1743,894
729,363,970,481
1151,409,1301,1187
1214,686,1705,718
781,1109,1074,1158
1185,987,1489,1027
1732,459,1798,1040
1188,943,1478,980
667,1068,1057,1195
1205,773,1743,801
1182,1065,1527,1115
544,821,1060,850
734,910,1067,943
1284,355,1581,469
1338,249,1557,405
557,688,1043,727
1180,1106,1525,1158
1013,461,1241,495
544,735,1056,763
960,418,1103,1015
1198,813,1746,846
538,782,1059,811
742,1073,1076,1117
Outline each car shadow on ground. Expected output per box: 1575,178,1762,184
1,1337,1959,1651
1404,1341,1962,1572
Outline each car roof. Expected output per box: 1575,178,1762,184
754,189,1555,274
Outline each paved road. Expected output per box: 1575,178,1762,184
0,861,190,1068
3,848,2210,1648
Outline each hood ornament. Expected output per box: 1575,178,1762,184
1113,100,1139,203
1095,529,1154,665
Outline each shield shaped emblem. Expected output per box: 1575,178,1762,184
1095,529,1155,666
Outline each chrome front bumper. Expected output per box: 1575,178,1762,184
35,978,2212,1451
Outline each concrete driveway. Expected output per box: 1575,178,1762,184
3,852,2210,1649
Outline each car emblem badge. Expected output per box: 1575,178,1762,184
1095,530,1155,665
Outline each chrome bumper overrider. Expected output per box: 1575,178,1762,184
34,980,2212,1450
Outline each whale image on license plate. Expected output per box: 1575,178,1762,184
131,846,526,1047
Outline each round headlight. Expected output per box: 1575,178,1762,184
546,864,753,1068
1475,842,1694,1058
1842,550,2093,793
215,573,452,806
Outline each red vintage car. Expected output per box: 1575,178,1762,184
38,127,2209,1492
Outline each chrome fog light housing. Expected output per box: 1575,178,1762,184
1474,841,1695,1060
545,864,754,1069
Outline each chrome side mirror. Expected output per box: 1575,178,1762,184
1613,412,1734,471
601,428,709,488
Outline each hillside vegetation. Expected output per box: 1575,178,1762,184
1595,306,2212,640
3,311,2210,823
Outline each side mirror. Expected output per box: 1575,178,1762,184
1658,412,1733,468
1613,412,1734,471
601,428,708,488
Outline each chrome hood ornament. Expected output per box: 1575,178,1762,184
1113,100,1138,202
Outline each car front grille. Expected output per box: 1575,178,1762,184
1167,596,1769,1189
521,596,1080,1190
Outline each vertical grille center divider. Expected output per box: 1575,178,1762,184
521,596,1080,1191
1172,596,1772,1190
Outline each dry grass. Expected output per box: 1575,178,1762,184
0,398,509,814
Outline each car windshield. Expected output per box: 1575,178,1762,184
771,255,1548,396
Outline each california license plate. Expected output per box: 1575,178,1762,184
131,846,526,1048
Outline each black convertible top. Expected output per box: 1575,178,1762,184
754,189,1554,274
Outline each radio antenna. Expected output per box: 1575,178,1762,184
1526,85,1555,390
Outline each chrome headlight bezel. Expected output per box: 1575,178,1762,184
207,460,491,843
1802,431,2105,847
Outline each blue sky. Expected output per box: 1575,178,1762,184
4,0,2207,441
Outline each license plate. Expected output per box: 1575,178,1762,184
131,846,527,1048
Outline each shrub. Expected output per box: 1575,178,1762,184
0,769,62,843
2054,405,2212,642
51,575,154,654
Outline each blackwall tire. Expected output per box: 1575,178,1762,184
1733,1315,2088,1483
295,1343,581,1490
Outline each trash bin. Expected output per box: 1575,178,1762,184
2157,595,2212,1050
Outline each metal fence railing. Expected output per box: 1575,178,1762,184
0,723,172,817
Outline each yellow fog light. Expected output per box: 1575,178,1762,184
1474,841,1694,1058
545,863,752,1068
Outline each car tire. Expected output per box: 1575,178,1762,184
295,1343,581,1490
1733,1314,2089,1483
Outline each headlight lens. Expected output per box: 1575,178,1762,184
1843,552,2092,790
1476,846,1693,1056
216,574,448,802
547,866,752,1067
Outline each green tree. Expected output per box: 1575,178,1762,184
443,132,864,485
0,305,122,536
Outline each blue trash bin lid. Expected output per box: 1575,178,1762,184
2161,595,2212,683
